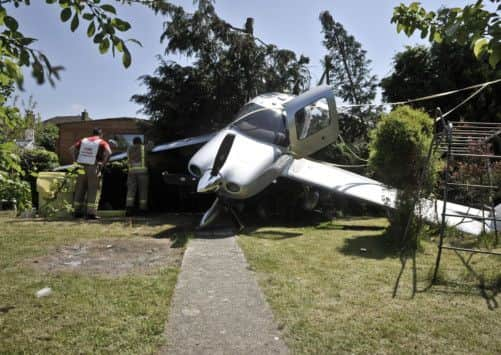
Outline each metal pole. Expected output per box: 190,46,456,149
432,121,452,284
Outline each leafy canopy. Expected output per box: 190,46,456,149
381,42,501,122
133,0,311,140
392,1,501,68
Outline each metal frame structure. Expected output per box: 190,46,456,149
432,119,501,283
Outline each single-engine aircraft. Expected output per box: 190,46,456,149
160,85,500,234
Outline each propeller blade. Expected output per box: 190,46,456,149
212,133,235,176
200,198,223,227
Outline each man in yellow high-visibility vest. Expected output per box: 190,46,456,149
126,136,148,216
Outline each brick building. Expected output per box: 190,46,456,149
46,112,150,164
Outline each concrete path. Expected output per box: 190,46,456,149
161,236,288,355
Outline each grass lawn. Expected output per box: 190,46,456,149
238,218,501,355
0,213,190,354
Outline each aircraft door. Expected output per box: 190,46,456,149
284,85,339,158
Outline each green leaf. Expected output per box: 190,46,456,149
87,21,96,37
100,4,116,14
122,47,131,68
82,13,93,21
98,38,110,54
115,39,124,53
473,38,488,58
111,18,131,32
60,8,72,22
46,0,57,3
19,50,29,66
19,37,37,46
432,31,442,43
93,32,104,44
70,14,79,32
4,16,18,31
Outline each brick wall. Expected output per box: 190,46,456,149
57,118,148,164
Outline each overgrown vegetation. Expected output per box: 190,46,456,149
35,122,59,152
392,1,500,68
132,0,311,141
381,42,501,122
0,139,31,210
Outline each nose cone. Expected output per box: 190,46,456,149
197,171,222,193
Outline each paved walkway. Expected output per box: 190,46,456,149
161,236,288,355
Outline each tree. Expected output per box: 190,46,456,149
35,122,59,152
381,42,501,122
319,11,379,143
132,0,311,140
391,1,501,68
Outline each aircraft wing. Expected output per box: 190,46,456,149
53,133,215,172
282,158,496,235
151,133,216,153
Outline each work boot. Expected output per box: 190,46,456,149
86,214,101,220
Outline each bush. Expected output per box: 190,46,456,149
20,148,59,175
35,123,59,152
368,106,438,247
0,142,32,211
368,106,436,189
0,171,31,211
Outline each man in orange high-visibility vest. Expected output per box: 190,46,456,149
125,136,148,216
70,128,111,219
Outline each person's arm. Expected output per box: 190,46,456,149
69,140,81,162
101,143,112,166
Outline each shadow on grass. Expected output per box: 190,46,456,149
242,230,303,240
316,223,386,231
338,233,398,260
5,213,200,227
152,226,191,248
426,276,501,310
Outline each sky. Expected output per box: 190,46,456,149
8,0,478,120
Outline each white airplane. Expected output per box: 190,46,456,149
159,85,500,234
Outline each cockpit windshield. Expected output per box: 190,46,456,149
231,104,288,146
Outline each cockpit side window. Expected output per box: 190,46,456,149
295,98,331,140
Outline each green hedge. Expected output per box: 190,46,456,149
368,106,438,247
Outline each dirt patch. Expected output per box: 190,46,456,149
28,238,184,277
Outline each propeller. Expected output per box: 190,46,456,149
197,133,244,231
197,133,236,193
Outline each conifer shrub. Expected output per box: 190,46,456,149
369,106,439,248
